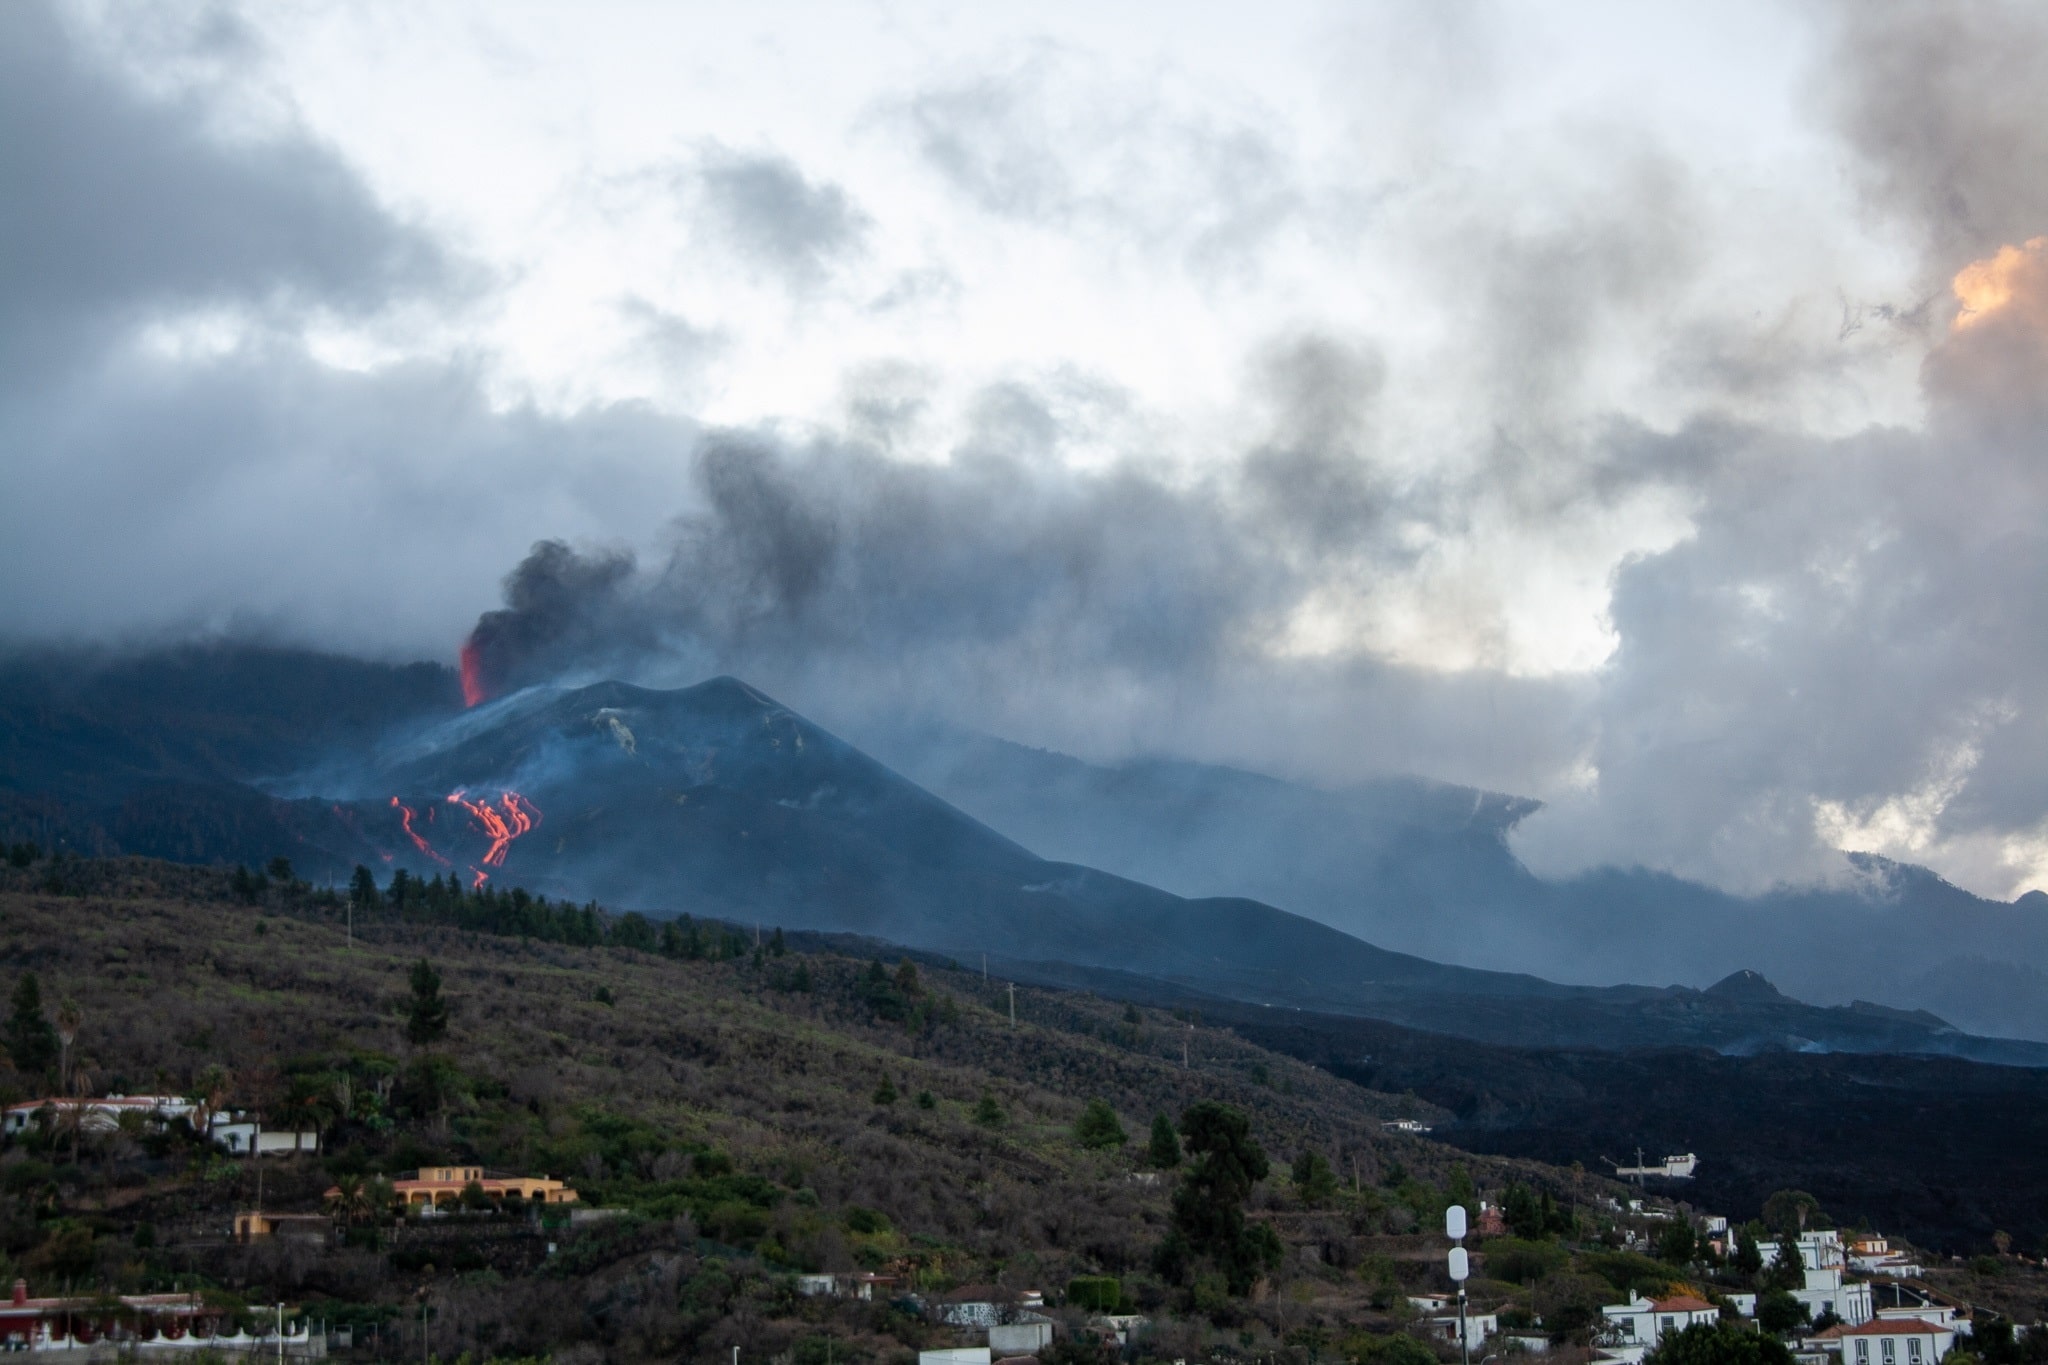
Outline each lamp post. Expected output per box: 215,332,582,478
1447,1205,1471,1365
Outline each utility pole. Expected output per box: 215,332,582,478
981,953,987,981
1007,982,1016,1026
1183,1022,1192,1069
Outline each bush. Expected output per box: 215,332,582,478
1067,1275,1122,1312
1756,1289,1810,1337
1647,1322,1794,1365
1343,1332,1439,1365
1074,1098,1127,1150
1483,1237,1568,1284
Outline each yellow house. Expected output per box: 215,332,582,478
390,1166,578,1206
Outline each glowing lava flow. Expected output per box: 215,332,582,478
459,638,487,707
390,797,451,865
446,789,541,886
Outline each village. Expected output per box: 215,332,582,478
0,1088,2035,1365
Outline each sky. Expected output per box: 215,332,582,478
4,0,2048,900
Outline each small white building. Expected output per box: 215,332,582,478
1757,1231,1874,1327
1602,1293,1721,1351
3,1094,198,1135
1089,1315,1149,1347
921,1350,991,1365
991,1322,1054,1355
1823,1318,1957,1365
206,1115,319,1156
1851,1238,1925,1279
797,1271,899,1300
1422,1313,1498,1353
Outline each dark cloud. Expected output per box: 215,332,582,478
0,1,449,375
690,146,869,286
0,1,695,658
1821,0,2048,266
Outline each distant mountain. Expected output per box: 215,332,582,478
327,675,2041,1064
3,646,2042,1064
863,726,2048,1042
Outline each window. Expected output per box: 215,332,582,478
1662,1318,1676,1335
1856,1342,1870,1362
1909,1342,1922,1363
1883,1340,1896,1362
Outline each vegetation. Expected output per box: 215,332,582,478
4,854,2045,1362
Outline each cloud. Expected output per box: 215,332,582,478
0,1,448,377
687,146,870,287
0,0,696,660
1820,0,2048,266
897,46,1305,275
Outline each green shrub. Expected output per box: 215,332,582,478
1067,1275,1122,1312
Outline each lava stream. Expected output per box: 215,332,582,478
446,789,541,867
390,797,450,864
459,638,487,707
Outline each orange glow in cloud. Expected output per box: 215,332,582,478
1952,237,2048,330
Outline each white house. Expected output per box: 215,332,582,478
920,1350,991,1365
1823,1318,1957,1365
206,1115,319,1156
990,1322,1055,1355
4,1095,315,1157
1757,1231,1874,1327
1602,1293,1721,1351
2,1094,198,1135
1851,1238,1925,1279
1422,1312,1498,1353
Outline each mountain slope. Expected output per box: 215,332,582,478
328,677,2048,1064
863,725,2048,1042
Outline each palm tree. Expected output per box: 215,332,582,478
54,1000,81,1097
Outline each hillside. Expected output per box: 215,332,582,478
3,650,2043,1064
0,855,1591,1363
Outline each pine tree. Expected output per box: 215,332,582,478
1154,1100,1283,1295
1148,1112,1183,1168
405,959,449,1047
1291,1148,1338,1205
349,865,379,910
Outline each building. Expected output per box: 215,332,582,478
991,1322,1055,1355
384,1165,578,1207
3,1094,198,1136
233,1210,333,1243
1819,1318,1957,1365
1851,1238,1926,1279
1422,1312,1499,1352
1089,1315,1150,1347
1756,1231,1875,1327
920,1351,990,1365
0,1279,217,1351
936,1286,1041,1329
796,1272,899,1300
4,1095,317,1157
208,1115,320,1156
1382,1119,1433,1134
1602,1293,1721,1352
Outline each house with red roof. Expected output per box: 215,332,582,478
1815,1316,1957,1365
1601,1292,1722,1356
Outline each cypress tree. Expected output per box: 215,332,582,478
6,974,58,1080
